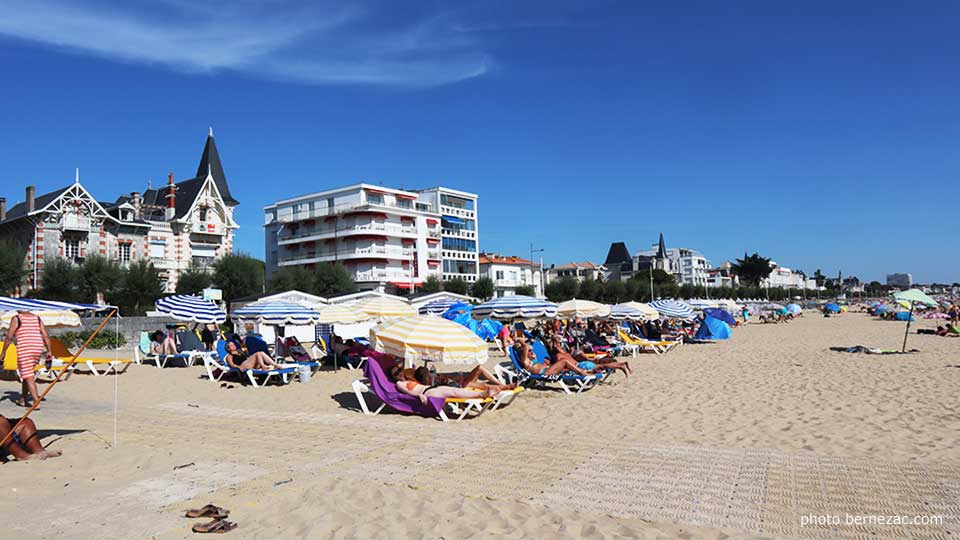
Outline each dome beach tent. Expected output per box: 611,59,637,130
694,316,732,341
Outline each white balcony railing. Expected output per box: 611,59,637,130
276,199,425,224
61,213,91,231
278,245,414,264
278,222,417,244
441,228,476,240
440,205,475,220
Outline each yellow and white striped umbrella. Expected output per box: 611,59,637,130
619,301,660,321
371,315,488,367
314,304,371,324
1,309,81,329
556,298,610,319
358,296,416,319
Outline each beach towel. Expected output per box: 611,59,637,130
829,346,919,355
362,352,446,417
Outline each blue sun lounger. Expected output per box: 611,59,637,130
496,343,601,395
134,331,196,368
244,335,320,373
202,340,298,387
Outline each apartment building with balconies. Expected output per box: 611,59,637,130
264,183,470,293
415,187,480,283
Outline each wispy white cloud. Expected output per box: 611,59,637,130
0,0,492,86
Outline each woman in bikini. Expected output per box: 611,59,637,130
0,310,54,409
223,341,283,371
547,334,632,378
389,365,499,404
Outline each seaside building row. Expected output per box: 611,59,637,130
263,185,479,293
0,129,237,295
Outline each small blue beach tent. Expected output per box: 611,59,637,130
694,316,732,341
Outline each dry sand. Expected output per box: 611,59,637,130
3,312,960,539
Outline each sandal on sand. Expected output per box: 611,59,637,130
185,505,230,519
192,519,237,534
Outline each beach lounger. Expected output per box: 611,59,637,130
202,340,297,387
495,345,601,395
46,338,131,377
247,335,321,374
134,331,196,368
617,329,680,355
352,354,521,422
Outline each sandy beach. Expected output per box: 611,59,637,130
4,312,960,539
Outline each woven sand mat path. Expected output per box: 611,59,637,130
62,401,960,539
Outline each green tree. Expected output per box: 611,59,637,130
602,279,627,303
544,276,579,302
628,269,676,301
40,258,78,301
176,263,213,295
577,278,599,300
0,239,26,295
117,260,164,315
470,277,495,300
813,269,826,287
212,253,264,306
266,266,315,295
77,255,122,303
731,253,774,287
443,277,469,295
514,284,536,297
421,275,443,294
313,263,356,297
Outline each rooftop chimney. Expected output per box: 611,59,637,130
0,198,6,221
26,186,35,213
165,173,176,221
130,191,141,220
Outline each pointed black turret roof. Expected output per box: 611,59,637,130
604,242,632,265
656,232,668,259
196,127,238,206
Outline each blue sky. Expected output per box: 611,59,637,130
0,0,957,283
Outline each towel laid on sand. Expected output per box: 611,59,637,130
830,346,919,355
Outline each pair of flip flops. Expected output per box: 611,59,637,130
186,505,237,534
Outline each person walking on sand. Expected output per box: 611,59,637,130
0,310,54,409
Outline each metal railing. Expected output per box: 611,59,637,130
276,200,426,223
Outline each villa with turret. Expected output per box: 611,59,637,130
0,129,238,294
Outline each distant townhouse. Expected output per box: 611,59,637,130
264,184,478,293
545,261,606,284
0,129,238,294
635,234,709,286
478,253,542,298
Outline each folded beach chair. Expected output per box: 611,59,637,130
617,329,680,355
495,345,601,395
134,331,195,368
352,353,520,422
202,340,298,387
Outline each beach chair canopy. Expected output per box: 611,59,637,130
472,295,558,320
649,299,696,320
155,295,226,323
694,316,732,340
371,315,488,367
233,301,320,326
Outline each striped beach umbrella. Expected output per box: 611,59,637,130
649,299,696,320
608,304,645,320
418,298,460,315
358,296,416,319
687,299,718,310
618,301,660,320
155,295,226,323
0,297,85,328
472,295,557,319
556,298,610,319
314,304,370,324
370,315,488,367
233,301,320,326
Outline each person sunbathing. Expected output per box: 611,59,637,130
396,365,515,393
223,341,283,372
0,415,62,461
391,367,499,404
513,336,595,378
548,335,632,377
150,329,178,355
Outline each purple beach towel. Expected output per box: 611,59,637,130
362,351,446,417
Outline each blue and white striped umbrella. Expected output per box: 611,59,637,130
233,301,320,326
418,298,460,315
472,295,557,319
649,299,696,320
155,295,226,323
608,304,645,320
0,297,90,313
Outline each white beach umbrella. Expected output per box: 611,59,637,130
556,298,610,319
